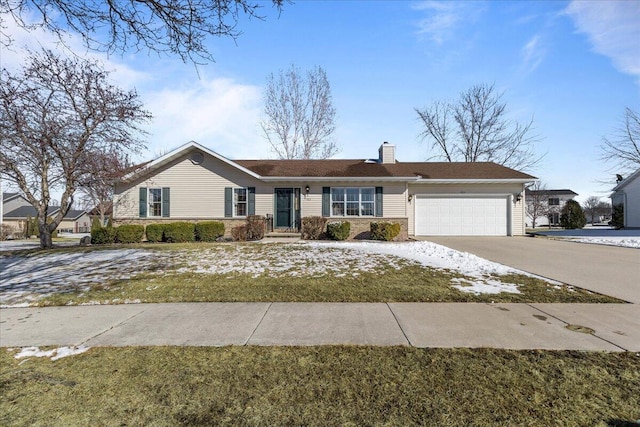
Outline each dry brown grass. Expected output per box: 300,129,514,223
1,346,639,426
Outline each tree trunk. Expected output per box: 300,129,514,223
38,221,53,249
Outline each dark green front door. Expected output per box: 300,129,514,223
275,188,293,228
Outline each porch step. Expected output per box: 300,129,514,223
264,232,302,240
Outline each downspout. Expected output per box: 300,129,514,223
507,194,513,236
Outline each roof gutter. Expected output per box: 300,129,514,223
413,178,535,184
260,176,420,182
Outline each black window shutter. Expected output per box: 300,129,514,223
375,187,383,217
224,187,233,217
139,187,147,218
322,187,330,217
162,187,170,218
248,187,255,215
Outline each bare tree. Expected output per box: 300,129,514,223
582,196,611,225
525,181,549,229
1,0,285,62
582,196,601,225
601,107,640,175
78,151,133,226
0,49,151,249
261,65,338,159
416,83,543,171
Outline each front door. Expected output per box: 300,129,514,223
275,188,301,230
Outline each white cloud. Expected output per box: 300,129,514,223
521,34,545,74
565,0,640,80
412,1,482,44
141,76,270,160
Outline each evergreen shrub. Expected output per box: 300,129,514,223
327,221,350,241
370,222,401,241
91,227,116,244
560,200,587,229
115,224,145,243
145,224,166,243
163,222,195,243
195,221,225,242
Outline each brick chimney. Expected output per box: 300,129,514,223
378,142,396,164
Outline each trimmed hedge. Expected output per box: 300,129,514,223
370,222,401,241
163,222,195,243
91,227,116,244
327,221,350,241
145,224,166,243
115,224,145,244
195,221,225,242
302,216,326,240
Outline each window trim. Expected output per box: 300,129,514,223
548,197,560,206
148,188,163,218
330,187,376,217
233,187,248,217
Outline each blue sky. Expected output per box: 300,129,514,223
3,0,640,202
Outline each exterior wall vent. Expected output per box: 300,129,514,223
190,151,204,165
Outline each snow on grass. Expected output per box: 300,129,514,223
569,237,640,249
10,345,90,361
0,249,162,307
1,241,558,306
306,241,533,295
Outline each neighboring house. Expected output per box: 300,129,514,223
611,168,640,228
113,141,536,237
526,189,578,227
2,193,91,235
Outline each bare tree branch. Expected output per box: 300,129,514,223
1,0,286,63
416,83,544,172
525,180,549,229
0,48,151,248
601,107,640,176
261,65,338,160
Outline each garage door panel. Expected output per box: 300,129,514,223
415,196,508,236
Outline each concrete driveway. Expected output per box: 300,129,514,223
421,236,640,304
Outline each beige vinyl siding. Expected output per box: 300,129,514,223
407,182,526,235
114,151,269,219
299,182,407,219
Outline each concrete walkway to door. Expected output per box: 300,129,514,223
420,236,640,304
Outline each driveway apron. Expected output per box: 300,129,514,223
421,236,640,304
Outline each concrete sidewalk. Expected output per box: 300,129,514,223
2,302,638,351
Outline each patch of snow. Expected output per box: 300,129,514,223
11,345,90,361
1,241,563,306
451,278,520,295
535,228,640,248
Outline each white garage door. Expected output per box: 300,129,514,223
415,196,508,236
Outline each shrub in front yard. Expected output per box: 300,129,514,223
611,204,624,229
145,224,166,243
247,215,265,240
91,227,116,244
327,221,350,241
232,216,265,241
302,216,326,240
231,224,248,241
370,221,401,241
195,221,225,242
163,222,195,243
560,200,587,229
115,224,145,244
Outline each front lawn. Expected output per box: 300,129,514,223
0,242,621,306
1,346,638,426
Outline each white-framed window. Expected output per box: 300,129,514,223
234,187,247,217
149,188,163,217
548,197,560,206
331,187,375,217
